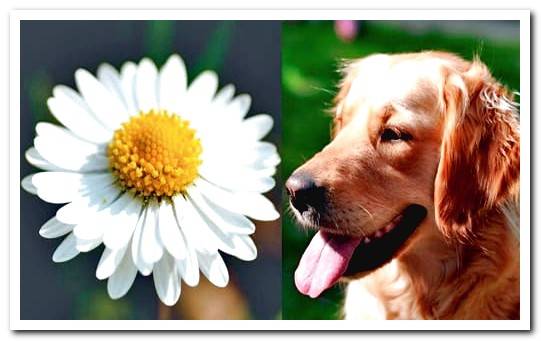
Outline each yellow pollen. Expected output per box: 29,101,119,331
108,109,202,198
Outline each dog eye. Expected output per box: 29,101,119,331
380,128,412,142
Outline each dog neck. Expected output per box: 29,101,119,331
392,199,520,319
357,198,520,320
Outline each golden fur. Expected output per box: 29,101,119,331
293,51,520,319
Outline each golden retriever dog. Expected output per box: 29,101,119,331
286,51,520,320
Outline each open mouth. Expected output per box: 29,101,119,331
294,204,427,298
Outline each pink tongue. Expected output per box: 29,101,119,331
295,231,362,298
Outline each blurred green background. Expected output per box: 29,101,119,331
20,20,282,320
281,20,520,319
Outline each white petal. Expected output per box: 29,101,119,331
250,147,281,169
49,85,112,143
208,162,279,183
214,150,278,175
153,253,181,306
173,195,215,252
33,137,107,174
172,197,200,286
201,134,279,164
96,246,128,280
197,250,229,288
226,94,251,120
97,63,125,107
139,200,164,264
39,217,75,239
107,248,137,299
158,54,187,112
21,174,37,195
176,247,199,287
35,121,106,149
202,141,280,171
73,217,106,241
25,147,63,171
185,71,218,113
188,185,255,234
254,166,277,178
186,196,257,261
75,236,102,252
196,179,279,221
101,192,142,250
199,165,276,193
157,200,186,260
241,114,274,140
75,68,129,130
56,185,120,225
34,123,108,172
31,172,114,204
120,61,139,116
227,234,258,261
131,208,153,276
212,84,235,106
202,161,277,180
135,58,159,112
74,191,135,243
52,233,79,263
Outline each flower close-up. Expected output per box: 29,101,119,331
21,54,280,306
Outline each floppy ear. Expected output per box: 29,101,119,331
434,60,520,242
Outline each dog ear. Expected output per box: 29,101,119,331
331,68,352,138
434,60,520,243
331,59,360,138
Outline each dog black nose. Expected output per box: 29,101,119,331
286,171,326,214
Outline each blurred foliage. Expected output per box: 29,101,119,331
52,246,151,319
26,70,55,126
281,21,520,319
75,288,133,320
144,21,176,67
192,21,235,76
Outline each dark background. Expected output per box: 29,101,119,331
281,20,520,319
20,20,282,320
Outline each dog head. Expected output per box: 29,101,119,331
287,52,519,298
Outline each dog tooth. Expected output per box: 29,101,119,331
363,237,371,244
375,230,383,238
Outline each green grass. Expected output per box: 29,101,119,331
281,21,520,320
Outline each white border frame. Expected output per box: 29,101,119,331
9,9,530,330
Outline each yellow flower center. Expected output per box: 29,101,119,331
108,109,202,198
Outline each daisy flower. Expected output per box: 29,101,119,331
21,54,280,306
